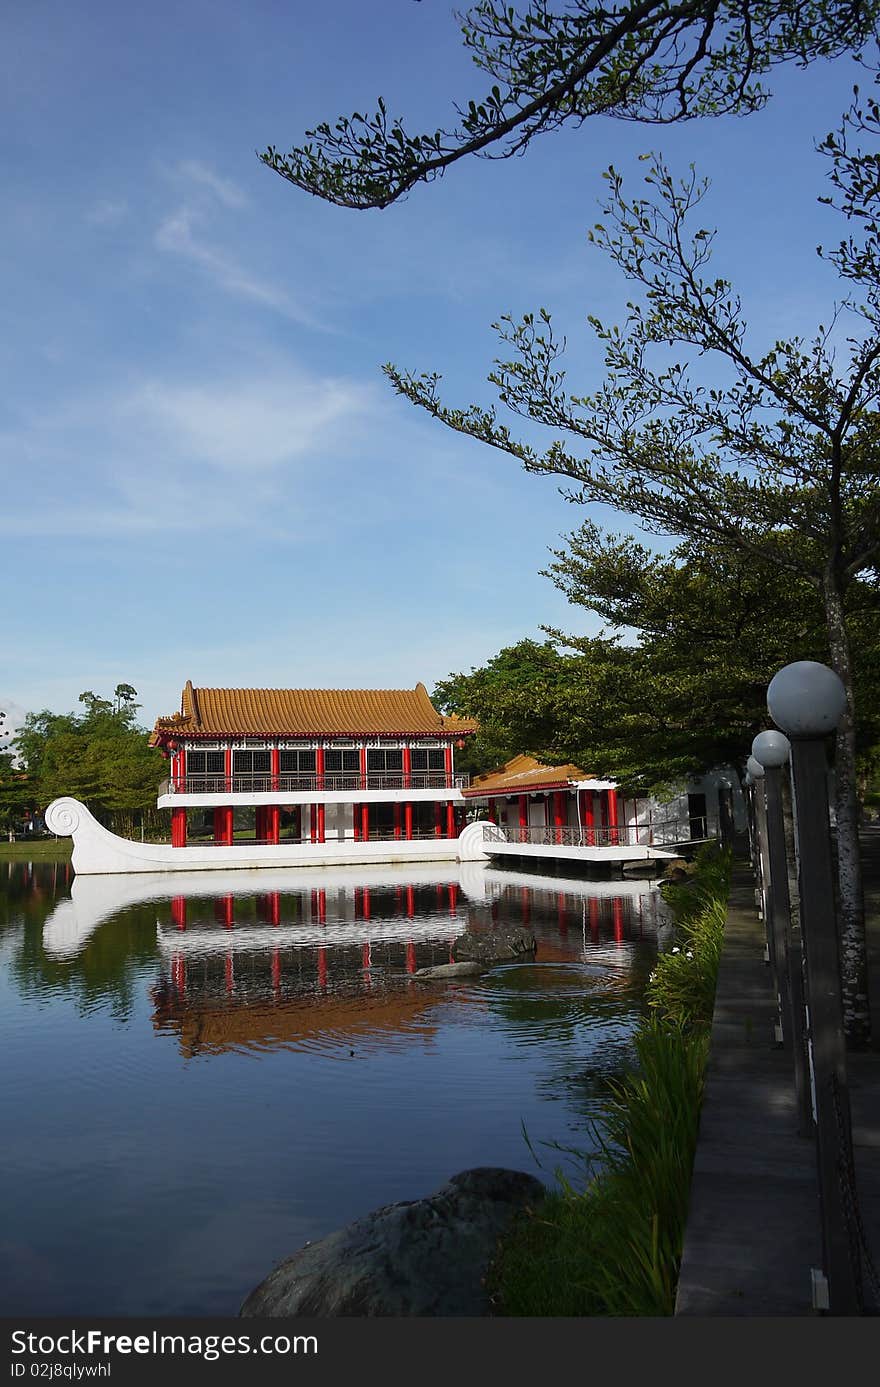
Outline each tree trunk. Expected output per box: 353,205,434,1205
823,575,871,1048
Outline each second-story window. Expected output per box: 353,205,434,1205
367,749,403,774
410,748,445,772
187,750,224,775
280,750,316,775
325,748,360,773
233,750,271,775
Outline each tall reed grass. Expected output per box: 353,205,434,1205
491,843,731,1316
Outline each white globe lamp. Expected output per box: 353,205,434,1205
767,661,847,738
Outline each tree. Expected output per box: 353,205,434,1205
385,117,880,1044
14,687,165,835
262,1,878,209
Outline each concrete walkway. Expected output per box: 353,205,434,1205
675,828,880,1315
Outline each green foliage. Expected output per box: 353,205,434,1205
492,846,729,1315
13,687,165,833
262,2,878,209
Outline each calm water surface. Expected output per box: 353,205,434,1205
0,856,665,1314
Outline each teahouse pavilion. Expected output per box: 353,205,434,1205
149,681,478,849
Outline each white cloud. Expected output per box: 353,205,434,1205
0,368,378,537
174,160,247,209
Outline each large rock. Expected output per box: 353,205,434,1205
452,927,537,963
240,1168,545,1318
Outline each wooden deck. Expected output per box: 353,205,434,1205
675,830,880,1315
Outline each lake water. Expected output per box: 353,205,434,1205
0,856,664,1315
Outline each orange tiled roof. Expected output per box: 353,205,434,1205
150,680,478,744
462,754,593,798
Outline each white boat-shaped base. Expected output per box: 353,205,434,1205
44,798,476,876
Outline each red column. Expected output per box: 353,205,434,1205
444,744,452,787
310,805,317,844
607,788,620,845
267,806,280,844
225,806,233,845
403,746,411,789
316,745,325,790
225,747,232,792
255,806,264,842
361,803,369,841
317,803,326,844
404,802,413,840
446,801,455,838
434,802,442,837
553,791,564,844
487,801,497,824
271,747,280,792
393,802,401,839
519,794,527,841
172,807,187,848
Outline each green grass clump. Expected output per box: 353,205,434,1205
491,843,731,1316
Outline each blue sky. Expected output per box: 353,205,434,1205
0,1,869,734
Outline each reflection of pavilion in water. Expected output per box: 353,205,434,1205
153,880,467,1058
151,874,661,1057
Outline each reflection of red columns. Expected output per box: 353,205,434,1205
267,806,280,844
520,887,530,926
225,953,234,993
444,744,452,786
403,746,411,789
589,898,600,943
519,795,528,841
434,802,442,837
171,953,186,997
607,788,619,846
557,891,568,936
448,883,458,915
172,896,187,930
259,892,281,926
317,803,326,844
318,888,326,924
310,805,317,844
271,747,280,791
404,803,413,841
490,899,499,923
361,803,369,841
362,888,371,921
612,897,624,943
216,894,234,928
316,746,325,790
171,807,187,848
271,949,281,994
405,939,416,974
363,941,371,970
446,801,455,838
317,947,328,990
393,802,401,839
406,884,415,917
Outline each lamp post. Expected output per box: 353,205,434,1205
751,729,811,1136
747,755,773,967
767,660,860,1314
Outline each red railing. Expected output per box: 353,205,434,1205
162,772,469,796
